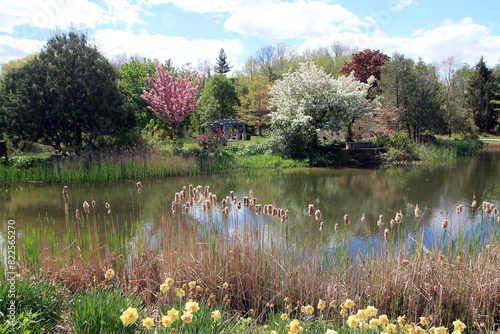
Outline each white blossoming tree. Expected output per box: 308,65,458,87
267,62,373,157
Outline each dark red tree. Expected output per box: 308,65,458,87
340,49,390,83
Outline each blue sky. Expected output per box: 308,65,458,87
1,0,499,73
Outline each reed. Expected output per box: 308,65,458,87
2,185,499,332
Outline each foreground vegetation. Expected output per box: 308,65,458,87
1,183,498,333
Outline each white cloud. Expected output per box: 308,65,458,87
389,0,416,12
146,0,263,13
224,1,365,39
0,35,45,63
94,29,244,68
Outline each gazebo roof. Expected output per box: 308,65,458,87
209,119,246,126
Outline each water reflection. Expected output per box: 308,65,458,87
1,151,499,252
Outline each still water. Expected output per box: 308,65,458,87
1,151,499,250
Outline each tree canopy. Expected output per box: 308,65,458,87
214,48,232,75
198,74,240,126
1,31,134,150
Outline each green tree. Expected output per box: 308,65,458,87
198,74,240,126
466,57,498,134
214,48,232,75
2,31,134,151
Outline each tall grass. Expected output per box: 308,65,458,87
2,185,499,330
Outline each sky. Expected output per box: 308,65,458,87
1,0,499,73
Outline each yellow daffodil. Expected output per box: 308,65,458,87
325,330,338,334
161,315,173,327
165,277,174,286
222,282,229,289
301,304,314,314
142,317,154,329
271,331,279,334
344,299,355,309
281,313,289,320
119,307,139,327
184,300,199,313
365,305,378,317
317,299,327,310
105,268,115,280
413,325,425,334
430,326,448,334
287,319,303,334
340,308,348,317
181,311,194,324
356,309,370,322
160,283,169,293
420,317,430,326
175,288,185,298
329,300,337,308
347,315,359,328
369,318,380,330
188,281,197,289
398,315,407,326
378,314,389,326
212,310,221,322
453,319,466,332
167,308,179,322
386,323,397,334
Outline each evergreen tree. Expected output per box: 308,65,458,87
214,48,232,75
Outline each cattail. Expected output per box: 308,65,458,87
249,189,253,198
472,198,477,208
415,204,421,218
442,219,448,229
196,185,202,194
202,203,206,212
319,222,324,231
384,228,389,240
308,204,315,216
212,194,217,206
281,216,285,224
315,209,322,221
344,214,350,224
91,200,96,208
75,209,80,220
137,181,142,189
256,204,262,217
182,205,186,214
237,201,241,209
171,202,176,213
222,199,227,209
498,216,500,223
204,186,209,199
190,197,194,207
390,219,395,227
105,202,110,209
253,198,258,207
198,194,203,203
456,204,463,214
205,199,211,210
360,213,365,222
493,207,497,215
175,192,181,204
243,197,249,207
185,202,190,209
224,207,229,215
230,191,234,201
273,208,278,217
83,201,90,214
377,214,384,227
486,202,494,214
285,210,289,220
395,212,402,224
263,205,268,215
335,223,339,232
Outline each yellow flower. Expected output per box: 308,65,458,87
413,325,425,334
453,319,466,332
339,308,348,317
188,281,197,289
160,283,169,293
378,314,390,326
271,331,279,334
167,308,179,322
325,330,338,334
161,315,173,327
344,299,355,309
212,310,221,322
284,297,290,303
142,317,154,329
165,277,174,286
222,282,229,289
386,323,397,334
119,307,139,327
181,311,194,324
329,300,337,308
365,305,378,317
347,315,359,328
431,326,448,334
356,309,370,322
369,318,380,330
184,300,199,313
420,317,430,326
281,313,289,320
175,288,185,298
398,315,407,326
287,319,303,334
317,299,327,310
105,269,115,280
301,304,314,314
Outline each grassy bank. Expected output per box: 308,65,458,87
1,185,499,333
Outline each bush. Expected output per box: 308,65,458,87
197,129,228,153
0,277,65,333
374,131,418,162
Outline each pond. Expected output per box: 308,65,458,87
1,151,499,253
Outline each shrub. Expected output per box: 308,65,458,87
197,129,228,153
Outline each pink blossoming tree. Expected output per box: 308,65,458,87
141,60,204,140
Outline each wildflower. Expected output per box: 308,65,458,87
105,269,115,280
160,283,169,293
142,317,154,329
317,299,326,310
420,317,430,326
212,310,222,321
287,319,303,334
184,300,199,313
442,219,448,229
325,330,338,334
301,304,314,314
453,319,466,332
175,288,185,298
120,307,139,327
181,311,193,324
188,281,197,289
415,204,421,218
347,315,359,328
344,299,355,309
167,308,179,322
161,315,173,327
397,315,407,326
281,313,289,320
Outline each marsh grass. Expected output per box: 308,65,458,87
2,185,499,332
